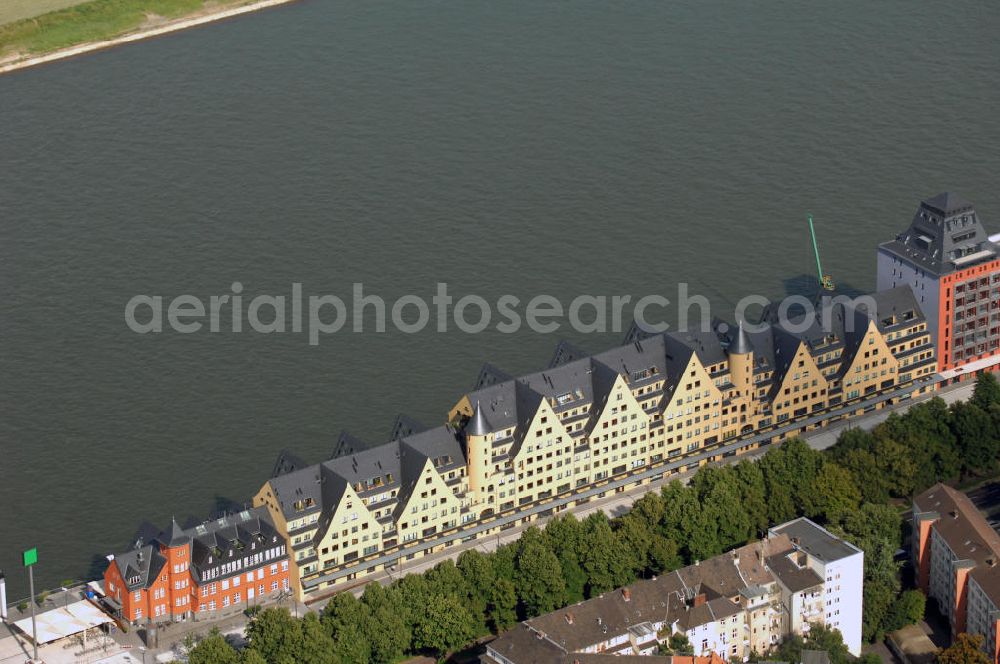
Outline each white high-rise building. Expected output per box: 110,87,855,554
769,518,865,656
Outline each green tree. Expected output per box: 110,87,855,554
880,399,959,490
245,607,302,664
809,461,862,524
457,548,495,618
424,559,470,603
648,536,682,574
887,589,926,631
759,439,823,524
701,467,753,549
543,515,588,603
873,436,917,498
187,631,239,664
972,372,1000,411
835,503,902,641
299,612,338,664
487,578,518,633
660,480,719,562
937,633,990,664
368,605,409,662
513,528,566,615
558,549,588,604
952,402,998,474
733,459,770,536
669,633,694,655
803,624,851,664
630,491,666,529
412,593,476,658
776,626,849,664
615,512,655,575
322,592,373,663
240,649,268,664
581,514,636,595
393,572,431,635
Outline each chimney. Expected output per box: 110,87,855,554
565,612,574,624
951,510,959,519
693,593,707,608
623,588,632,602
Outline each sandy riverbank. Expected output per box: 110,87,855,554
0,0,299,76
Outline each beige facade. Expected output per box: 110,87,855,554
256,287,935,601
485,518,864,663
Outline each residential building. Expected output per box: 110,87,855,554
877,193,1000,376
103,508,290,624
769,518,864,654
254,286,934,602
913,484,1000,662
482,518,863,663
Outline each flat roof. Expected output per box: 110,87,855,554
770,517,861,562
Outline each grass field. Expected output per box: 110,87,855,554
0,0,252,60
0,0,90,26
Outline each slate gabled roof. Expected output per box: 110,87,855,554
466,379,520,432
187,508,284,582
879,192,994,276
594,334,669,391
473,363,514,390
851,285,925,334
548,340,589,368
162,518,190,548
389,413,426,441
271,448,308,478
330,430,367,459
113,544,166,591
924,191,974,217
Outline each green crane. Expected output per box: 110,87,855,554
808,213,835,291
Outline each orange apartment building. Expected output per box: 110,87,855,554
913,484,1000,663
878,193,1000,380
103,507,290,625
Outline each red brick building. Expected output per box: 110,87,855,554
103,507,289,624
878,193,1000,379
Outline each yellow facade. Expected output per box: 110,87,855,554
255,288,937,601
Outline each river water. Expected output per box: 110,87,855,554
1,0,998,599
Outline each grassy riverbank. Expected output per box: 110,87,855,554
0,0,91,26
0,0,258,61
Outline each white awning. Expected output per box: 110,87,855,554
940,353,1000,380
952,249,995,266
12,600,112,644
